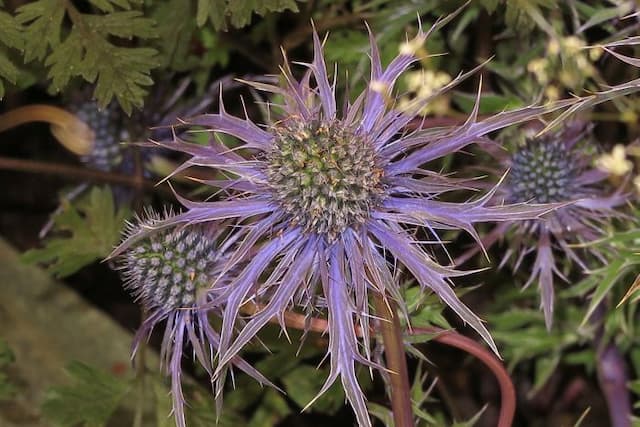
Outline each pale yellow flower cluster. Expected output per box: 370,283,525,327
527,35,600,101
596,144,640,192
398,69,452,116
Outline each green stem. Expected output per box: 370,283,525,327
373,293,414,427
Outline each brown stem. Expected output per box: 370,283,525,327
0,156,165,193
373,294,414,427
242,302,516,427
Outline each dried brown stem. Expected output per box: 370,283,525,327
0,156,164,193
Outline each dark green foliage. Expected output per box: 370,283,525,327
22,186,130,278
15,0,158,114
5,1,640,425
0,340,16,400
41,362,130,427
0,5,23,99
196,0,300,30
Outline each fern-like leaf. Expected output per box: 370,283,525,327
196,0,300,30
16,0,158,113
22,186,131,278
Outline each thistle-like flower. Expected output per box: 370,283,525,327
73,101,130,172
117,212,273,427
462,123,628,329
113,19,570,426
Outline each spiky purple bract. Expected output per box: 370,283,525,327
469,123,628,329
112,18,573,426
117,211,273,427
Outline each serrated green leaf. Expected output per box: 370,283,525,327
84,11,158,39
16,0,64,62
452,405,488,427
0,51,18,84
531,354,560,394
196,0,226,29
88,0,138,13
17,1,158,112
367,402,394,427
22,186,130,278
505,0,555,33
87,44,158,114
150,377,175,427
0,10,23,49
227,0,299,28
41,361,130,427
578,1,634,32
44,31,84,92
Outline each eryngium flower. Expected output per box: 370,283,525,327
114,20,566,426
463,123,627,329
73,101,129,172
118,212,273,427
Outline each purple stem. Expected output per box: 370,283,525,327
593,304,632,427
597,342,632,427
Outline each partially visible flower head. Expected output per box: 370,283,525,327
73,101,129,172
464,123,628,329
112,15,570,426
121,224,217,310
507,136,581,204
117,211,273,427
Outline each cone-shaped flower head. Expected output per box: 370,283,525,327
266,120,385,240
122,223,214,310
118,211,273,427
113,17,570,426
508,136,581,204
73,101,129,172
465,123,627,329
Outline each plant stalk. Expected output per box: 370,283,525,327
373,293,414,427
241,301,516,427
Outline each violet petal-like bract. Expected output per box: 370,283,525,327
111,18,585,426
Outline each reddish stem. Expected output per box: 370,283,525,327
242,302,516,427
373,294,414,427
413,327,515,427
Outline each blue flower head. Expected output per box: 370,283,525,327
464,123,628,329
113,18,569,426
117,211,273,427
